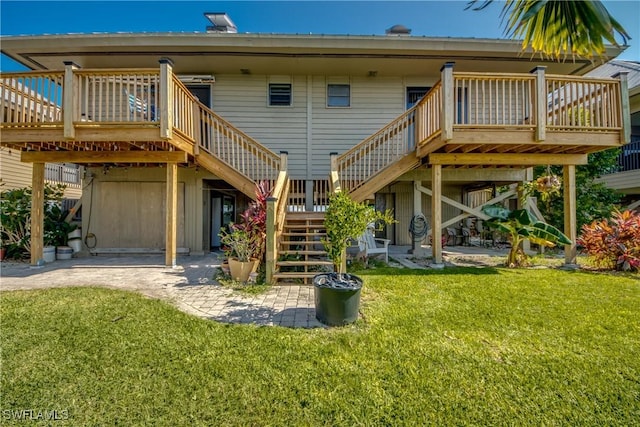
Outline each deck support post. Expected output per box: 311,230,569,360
532,66,547,142
30,162,45,265
518,167,534,254
563,165,577,265
165,162,178,267
441,62,455,141
614,71,630,144
159,58,174,140
63,61,80,139
431,165,443,265
412,181,426,256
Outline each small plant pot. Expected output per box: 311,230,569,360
313,273,363,326
228,258,258,283
56,246,73,260
43,246,56,263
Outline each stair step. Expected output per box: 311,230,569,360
280,250,327,256
277,260,333,267
282,232,326,237
273,272,322,279
280,240,324,245
286,212,325,219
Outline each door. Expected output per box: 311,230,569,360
406,87,431,149
210,192,235,249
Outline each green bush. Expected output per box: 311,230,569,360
0,183,70,259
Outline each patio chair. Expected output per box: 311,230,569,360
357,225,390,264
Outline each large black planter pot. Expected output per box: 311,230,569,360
313,273,363,326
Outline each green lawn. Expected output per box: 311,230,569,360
1,267,639,426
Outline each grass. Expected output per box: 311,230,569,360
1,267,639,426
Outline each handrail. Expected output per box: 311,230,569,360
336,83,443,194
171,75,281,181
266,169,290,284
0,71,65,127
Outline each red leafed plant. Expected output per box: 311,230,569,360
237,180,271,261
577,209,640,272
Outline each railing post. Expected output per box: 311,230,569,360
159,58,174,139
266,196,277,284
614,71,630,144
279,151,288,172
329,152,341,193
532,66,547,142
440,62,454,141
63,61,80,139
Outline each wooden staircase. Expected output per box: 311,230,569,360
272,212,333,284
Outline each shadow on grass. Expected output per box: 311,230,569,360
353,265,501,277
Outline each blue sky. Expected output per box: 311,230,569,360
1,0,638,71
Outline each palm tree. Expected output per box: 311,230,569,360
467,0,630,60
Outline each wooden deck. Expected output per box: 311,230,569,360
0,62,630,274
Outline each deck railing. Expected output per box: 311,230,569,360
546,75,621,130
171,76,281,182
615,136,640,173
0,72,64,126
454,73,535,127
45,163,82,187
75,70,159,123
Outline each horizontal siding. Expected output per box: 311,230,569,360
0,150,82,198
211,75,308,178
311,76,405,177
381,182,462,245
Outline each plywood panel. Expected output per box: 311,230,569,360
90,181,185,248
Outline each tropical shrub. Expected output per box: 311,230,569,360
0,184,68,259
482,204,572,268
578,210,640,272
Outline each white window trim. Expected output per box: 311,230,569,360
327,82,351,108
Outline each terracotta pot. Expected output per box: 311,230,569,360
228,258,258,282
0,248,6,261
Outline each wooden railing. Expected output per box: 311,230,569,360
454,73,535,127
0,72,64,126
546,75,621,130
266,167,290,284
75,69,159,123
45,163,82,188
415,82,442,143
171,76,281,182
286,179,331,211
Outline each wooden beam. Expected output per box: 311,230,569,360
429,153,588,166
448,129,620,147
431,164,443,264
165,162,178,267
563,165,577,265
159,58,174,140
266,196,277,284
21,151,187,164
441,63,455,141
532,66,547,142
615,71,631,144
30,163,45,265
63,62,79,139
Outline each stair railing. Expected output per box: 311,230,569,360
266,152,290,284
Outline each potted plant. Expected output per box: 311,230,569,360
219,226,260,282
481,204,571,267
314,191,394,326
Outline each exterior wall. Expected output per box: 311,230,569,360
1,148,82,199
81,167,198,253
210,74,437,180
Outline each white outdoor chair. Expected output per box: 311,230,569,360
358,225,391,264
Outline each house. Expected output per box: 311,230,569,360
589,60,640,210
0,14,630,282
1,78,83,199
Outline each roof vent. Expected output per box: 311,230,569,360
385,24,411,36
204,12,238,33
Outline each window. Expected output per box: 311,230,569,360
327,84,350,107
269,83,292,106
